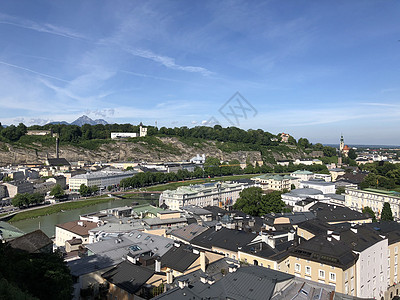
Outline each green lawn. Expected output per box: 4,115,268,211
8,197,112,222
144,174,256,192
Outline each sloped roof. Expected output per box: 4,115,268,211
291,235,358,270
170,223,209,242
161,245,200,273
8,229,52,253
47,158,70,166
191,227,257,252
102,261,154,294
56,220,97,237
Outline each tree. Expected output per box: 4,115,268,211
259,191,286,215
298,138,311,149
381,202,394,221
233,187,263,216
348,148,357,160
233,187,286,216
336,186,345,195
0,243,73,300
2,176,12,182
79,184,90,197
323,146,336,157
362,206,377,222
50,184,64,199
12,193,29,208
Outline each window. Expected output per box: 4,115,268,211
305,266,311,275
396,247,398,254
345,271,348,281
396,255,398,265
319,270,325,279
295,263,301,272
330,272,336,282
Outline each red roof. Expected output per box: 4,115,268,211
343,145,350,151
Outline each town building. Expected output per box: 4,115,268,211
69,169,137,191
299,180,336,194
329,168,346,181
290,170,314,182
2,180,34,198
251,174,297,191
111,123,147,139
345,188,400,220
190,154,206,164
55,220,98,247
159,181,250,210
8,230,53,253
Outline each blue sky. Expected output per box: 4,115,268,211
0,1,399,145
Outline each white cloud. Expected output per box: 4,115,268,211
123,47,213,76
0,13,87,40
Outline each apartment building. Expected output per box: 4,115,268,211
345,188,400,220
159,181,250,210
69,169,137,191
55,220,97,247
251,174,297,191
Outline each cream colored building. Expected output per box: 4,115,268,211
159,181,250,210
251,174,297,191
55,220,97,247
345,188,400,220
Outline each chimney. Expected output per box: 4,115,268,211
155,257,161,273
327,236,332,242
215,223,222,231
351,226,358,234
55,137,59,159
332,232,341,241
207,277,215,285
248,218,255,227
267,235,275,249
166,271,173,284
200,251,208,272
174,241,181,248
228,264,237,273
178,279,189,289
288,229,295,241
200,274,208,284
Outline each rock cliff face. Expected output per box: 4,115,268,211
0,138,259,165
0,137,308,166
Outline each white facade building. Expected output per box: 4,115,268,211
290,170,314,182
159,181,250,210
69,170,137,191
111,132,138,139
345,188,400,220
299,180,336,194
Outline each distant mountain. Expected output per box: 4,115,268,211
71,115,108,126
47,121,69,125
47,115,108,126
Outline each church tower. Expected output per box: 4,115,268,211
340,135,344,152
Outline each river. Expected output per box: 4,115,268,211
11,194,159,238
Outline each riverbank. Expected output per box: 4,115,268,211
8,198,113,222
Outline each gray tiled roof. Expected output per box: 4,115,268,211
191,227,257,252
170,223,209,242
154,266,293,300
102,261,154,294
161,244,200,273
